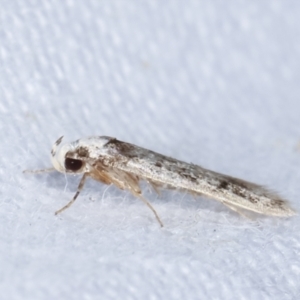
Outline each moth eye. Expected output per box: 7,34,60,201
64,158,83,172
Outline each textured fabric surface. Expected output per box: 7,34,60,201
1,1,300,299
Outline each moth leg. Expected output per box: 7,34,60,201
23,167,55,174
116,173,163,227
147,180,162,195
93,169,164,227
131,191,164,227
55,173,88,215
222,201,250,219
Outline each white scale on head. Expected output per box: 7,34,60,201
51,136,112,174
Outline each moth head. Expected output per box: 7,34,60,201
51,136,86,174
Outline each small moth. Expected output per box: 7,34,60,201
26,136,296,226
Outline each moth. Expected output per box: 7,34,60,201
26,136,296,226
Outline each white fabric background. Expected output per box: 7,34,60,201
1,1,300,299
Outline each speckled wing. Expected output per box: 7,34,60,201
67,137,297,217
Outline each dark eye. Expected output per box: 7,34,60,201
64,158,83,171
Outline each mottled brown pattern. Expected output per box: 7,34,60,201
269,199,285,208
178,171,198,183
248,195,258,204
76,147,90,158
218,181,229,189
231,184,246,198
155,161,163,168
92,156,116,168
105,139,138,158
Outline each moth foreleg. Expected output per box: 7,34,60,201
55,173,88,215
23,167,56,174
